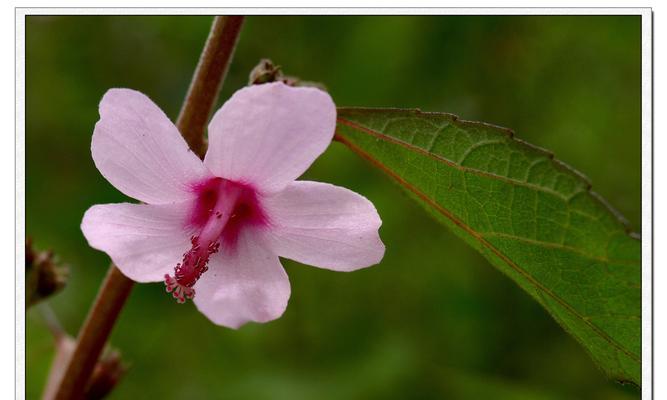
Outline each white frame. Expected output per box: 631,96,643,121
15,8,653,400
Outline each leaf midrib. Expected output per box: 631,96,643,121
334,118,640,364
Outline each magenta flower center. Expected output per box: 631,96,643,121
164,177,269,303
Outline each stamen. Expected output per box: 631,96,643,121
164,235,220,303
164,178,269,303
164,274,194,304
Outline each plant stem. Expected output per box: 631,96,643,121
38,303,66,340
48,267,132,400
177,16,245,157
47,16,244,400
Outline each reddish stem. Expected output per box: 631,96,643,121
47,267,132,400
177,16,245,157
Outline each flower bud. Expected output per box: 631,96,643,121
248,58,327,91
26,238,68,307
43,335,127,400
85,347,128,400
248,58,283,85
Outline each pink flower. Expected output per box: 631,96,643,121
81,82,385,328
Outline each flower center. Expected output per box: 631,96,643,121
164,178,268,303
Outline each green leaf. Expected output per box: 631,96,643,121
335,108,641,385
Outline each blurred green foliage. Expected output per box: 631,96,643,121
26,15,641,399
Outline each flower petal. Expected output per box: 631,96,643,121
81,202,193,282
93,88,210,204
193,231,290,328
264,181,385,271
204,82,336,193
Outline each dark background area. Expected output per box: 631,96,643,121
26,15,641,399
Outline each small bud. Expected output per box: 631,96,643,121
42,335,128,400
248,59,328,91
85,347,128,400
248,58,283,85
26,238,69,307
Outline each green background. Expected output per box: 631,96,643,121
26,15,641,399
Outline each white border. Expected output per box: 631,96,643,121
641,9,653,400
13,7,652,15
14,7,652,400
14,9,25,400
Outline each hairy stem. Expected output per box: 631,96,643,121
47,16,244,400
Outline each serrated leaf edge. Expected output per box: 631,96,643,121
334,108,641,369
336,107,638,237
